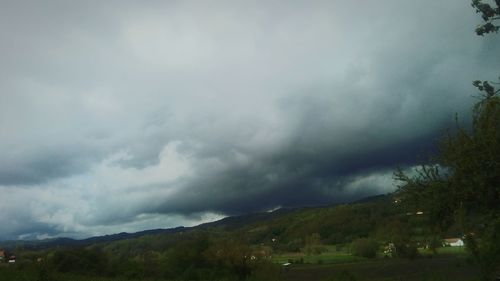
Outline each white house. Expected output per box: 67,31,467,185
444,238,464,247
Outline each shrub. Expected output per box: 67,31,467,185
394,242,419,259
351,238,378,258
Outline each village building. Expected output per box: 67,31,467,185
443,238,464,247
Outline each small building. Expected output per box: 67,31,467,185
444,238,464,247
8,255,16,263
0,249,5,261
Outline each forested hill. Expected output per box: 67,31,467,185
1,192,467,280
0,194,392,250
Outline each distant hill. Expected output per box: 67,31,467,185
0,193,392,250
352,194,389,204
196,207,298,230
0,227,188,250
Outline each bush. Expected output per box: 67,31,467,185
351,238,378,258
50,247,108,275
394,242,419,259
284,239,304,252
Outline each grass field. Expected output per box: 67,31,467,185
272,252,364,265
272,246,468,265
282,256,478,281
273,253,365,264
273,246,479,281
272,245,362,264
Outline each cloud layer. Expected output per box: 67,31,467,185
0,0,499,239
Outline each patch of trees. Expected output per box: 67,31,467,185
51,247,108,275
31,234,282,281
395,1,500,278
351,238,378,258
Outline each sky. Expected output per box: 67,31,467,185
0,0,499,240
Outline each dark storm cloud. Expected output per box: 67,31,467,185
0,0,499,239
0,145,101,185
151,100,448,216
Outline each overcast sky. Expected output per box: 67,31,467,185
0,0,498,240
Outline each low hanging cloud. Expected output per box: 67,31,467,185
0,0,499,239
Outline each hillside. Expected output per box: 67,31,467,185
0,193,477,281
0,194,390,250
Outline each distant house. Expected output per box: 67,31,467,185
443,238,464,247
0,249,5,261
406,210,425,216
8,255,16,263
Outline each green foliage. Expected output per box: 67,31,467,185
395,74,500,278
445,97,500,212
51,247,108,276
205,238,254,280
350,238,378,259
471,0,500,35
36,262,55,281
283,238,304,252
465,217,500,280
394,241,419,259
163,234,210,279
302,233,326,255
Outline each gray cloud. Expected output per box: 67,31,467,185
0,0,498,239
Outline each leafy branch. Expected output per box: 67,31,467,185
472,78,500,99
471,0,500,35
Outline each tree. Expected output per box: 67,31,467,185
394,2,500,279
351,238,378,258
395,90,500,280
302,233,325,255
206,238,254,280
471,0,500,35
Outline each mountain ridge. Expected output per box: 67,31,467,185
0,193,389,250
